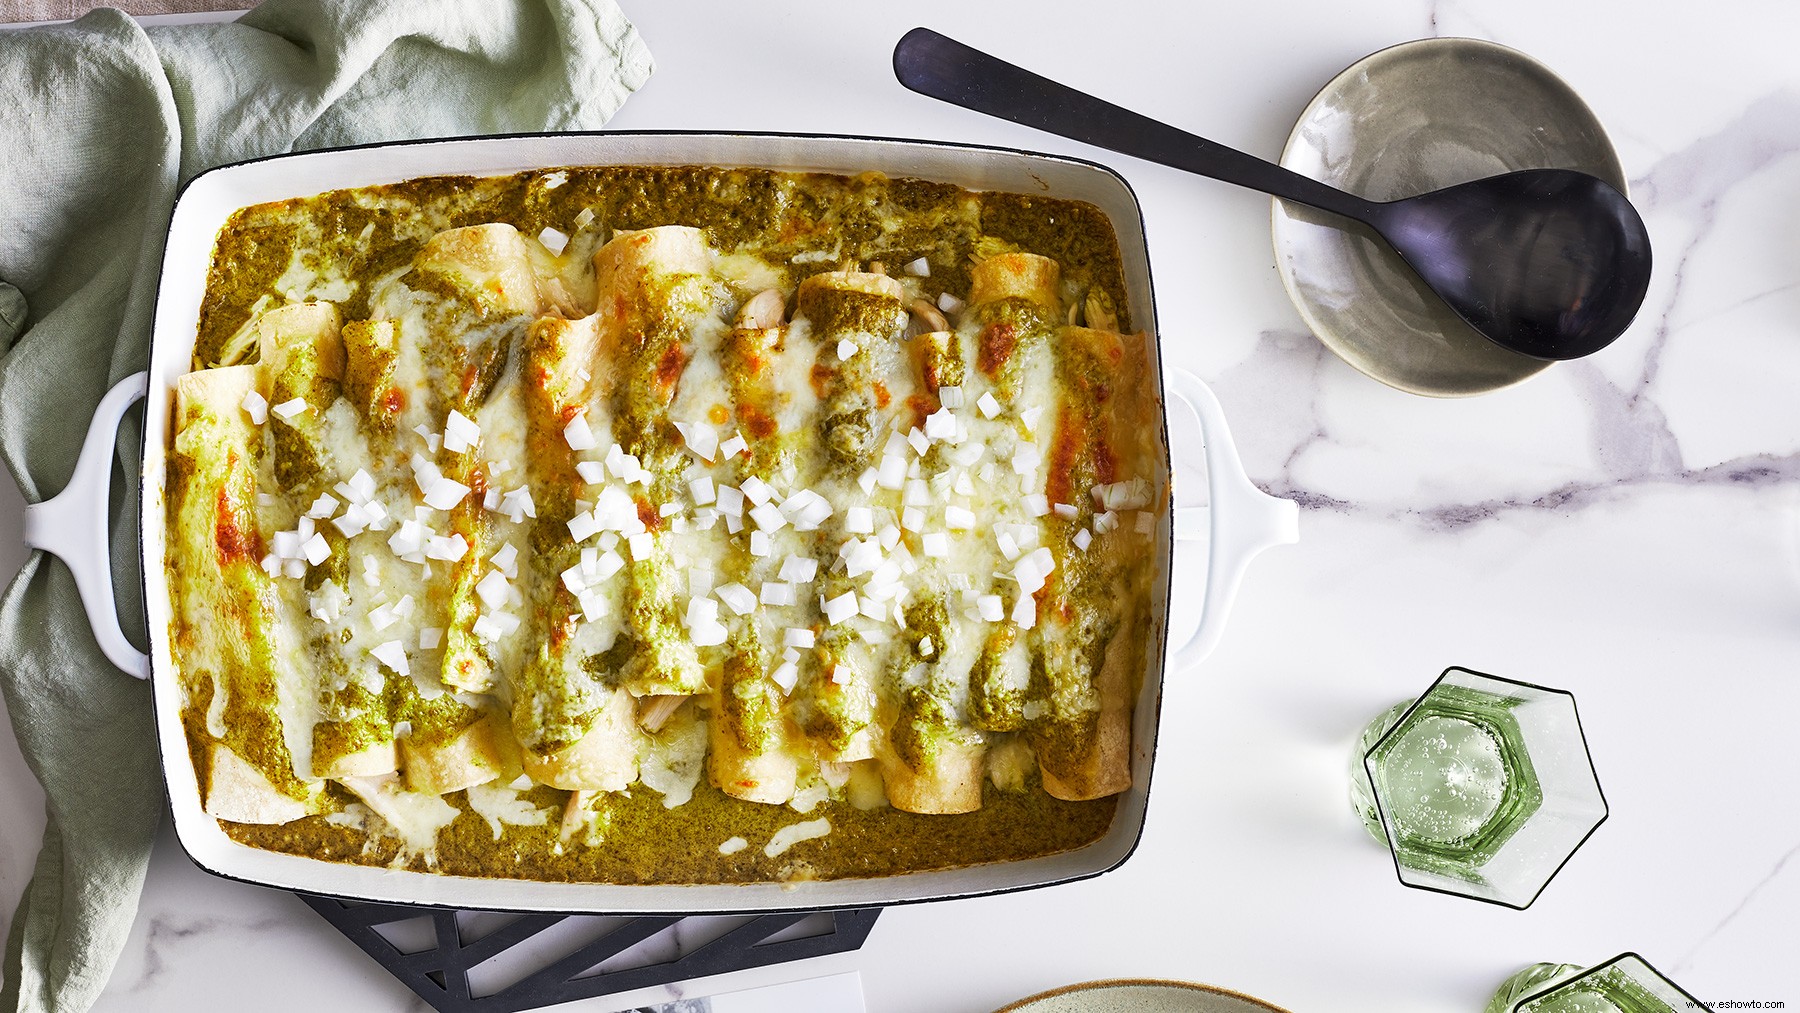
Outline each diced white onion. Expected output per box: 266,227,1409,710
1012,547,1056,596
759,581,796,606
719,433,748,459
715,485,745,518
490,542,519,577
689,476,716,505
824,591,859,626
976,392,1002,419
845,506,874,534
1052,502,1079,520
716,582,758,616
1021,406,1045,432
844,539,883,578
770,662,799,694
595,550,625,581
783,627,816,649
876,453,907,491
678,420,718,462
301,533,331,565
900,507,925,532
922,532,950,558
750,530,772,557
749,502,787,532
923,408,956,441
903,257,930,277
417,627,443,650
690,619,728,647
240,390,269,425
936,291,965,314
563,411,597,451
578,591,609,622
386,520,425,558
575,460,606,485
686,595,720,630
443,410,480,453
567,509,601,543
371,640,409,676
476,569,511,609
907,428,930,456
837,338,857,361
1074,528,1093,551
780,489,832,530
938,385,964,409
778,556,818,583
1024,493,1050,517
945,505,976,530
423,476,471,510
1011,594,1037,630
740,476,773,506
501,486,537,522
538,226,569,254
977,594,1005,622
627,531,654,559
271,397,308,421
425,534,469,561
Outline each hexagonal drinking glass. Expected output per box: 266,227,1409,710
1485,952,1713,1012
1347,666,1608,909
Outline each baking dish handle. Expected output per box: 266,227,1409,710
22,371,151,680
1164,368,1298,670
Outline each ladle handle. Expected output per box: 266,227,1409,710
893,27,1378,223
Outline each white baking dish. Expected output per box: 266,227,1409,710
26,133,1297,913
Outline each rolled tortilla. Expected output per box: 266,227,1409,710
709,624,800,804
968,252,1061,402
707,302,804,804
511,313,644,790
592,226,715,699
399,706,512,796
1026,324,1154,801
171,364,317,819
791,270,909,763
881,593,986,815
253,304,402,783
405,226,545,694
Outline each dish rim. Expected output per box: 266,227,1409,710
137,129,1185,914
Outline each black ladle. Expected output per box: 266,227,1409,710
893,28,1652,361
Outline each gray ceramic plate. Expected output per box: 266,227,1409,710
1271,37,1628,396
996,979,1293,1013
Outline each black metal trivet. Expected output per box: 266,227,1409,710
299,895,881,1013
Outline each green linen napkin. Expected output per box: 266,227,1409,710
0,3,652,1009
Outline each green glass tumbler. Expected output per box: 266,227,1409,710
1485,953,1712,1012
1349,667,1608,908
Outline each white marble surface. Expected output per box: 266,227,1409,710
3,0,1799,1010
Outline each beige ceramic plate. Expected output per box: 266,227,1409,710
1272,37,1628,396
996,978,1294,1013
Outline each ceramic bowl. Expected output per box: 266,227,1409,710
1272,37,1629,396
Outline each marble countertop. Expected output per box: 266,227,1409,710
2,1,1796,1010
